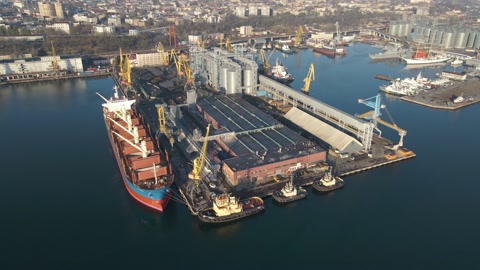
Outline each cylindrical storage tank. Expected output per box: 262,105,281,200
243,69,253,95
423,28,432,43
416,27,424,38
226,69,236,94
398,24,406,38
453,31,467,49
403,23,412,37
443,32,454,49
428,30,437,45
434,30,443,46
389,24,399,36
474,31,480,49
220,66,228,91
466,31,476,48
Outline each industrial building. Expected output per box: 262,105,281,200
0,56,83,76
195,95,326,186
389,17,480,49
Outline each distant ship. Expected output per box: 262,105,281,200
402,49,450,65
313,43,346,57
197,193,264,223
99,86,174,212
369,46,401,60
263,58,295,84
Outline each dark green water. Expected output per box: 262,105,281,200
2,44,479,269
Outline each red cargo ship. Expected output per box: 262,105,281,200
98,86,174,212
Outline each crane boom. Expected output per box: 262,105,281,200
51,41,60,72
189,124,211,182
302,63,315,93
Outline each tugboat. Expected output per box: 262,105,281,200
272,177,307,203
197,193,264,223
312,166,344,192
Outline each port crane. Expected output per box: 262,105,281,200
301,63,315,93
259,47,276,72
156,105,175,148
294,25,303,47
51,41,60,72
189,124,211,185
156,42,169,66
357,94,407,150
170,49,183,78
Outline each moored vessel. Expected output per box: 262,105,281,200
99,86,174,212
272,178,307,203
263,58,294,84
312,166,344,192
197,193,264,223
402,49,450,65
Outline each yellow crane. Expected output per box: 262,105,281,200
196,38,205,49
188,124,211,184
119,47,124,75
225,38,233,52
156,105,175,147
157,42,169,66
259,47,276,72
294,25,303,47
122,54,131,86
51,41,60,72
302,63,315,93
169,49,183,78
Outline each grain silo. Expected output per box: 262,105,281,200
220,66,228,91
443,31,454,49
226,69,236,94
454,31,467,49
389,23,399,36
466,31,476,48
243,69,254,95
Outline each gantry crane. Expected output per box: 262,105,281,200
357,94,407,150
302,63,315,93
294,25,303,47
188,124,211,185
157,42,169,66
51,41,60,72
156,105,175,148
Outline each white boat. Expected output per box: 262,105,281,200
379,81,416,96
450,58,463,66
403,55,450,65
453,93,465,103
402,49,450,65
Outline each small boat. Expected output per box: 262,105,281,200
450,58,463,66
312,166,344,192
272,178,307,203
197,193,264,223
453,93,465,103
279,44,293,54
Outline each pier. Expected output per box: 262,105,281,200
400,79,480,110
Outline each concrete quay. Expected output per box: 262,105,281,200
400,79,480,110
